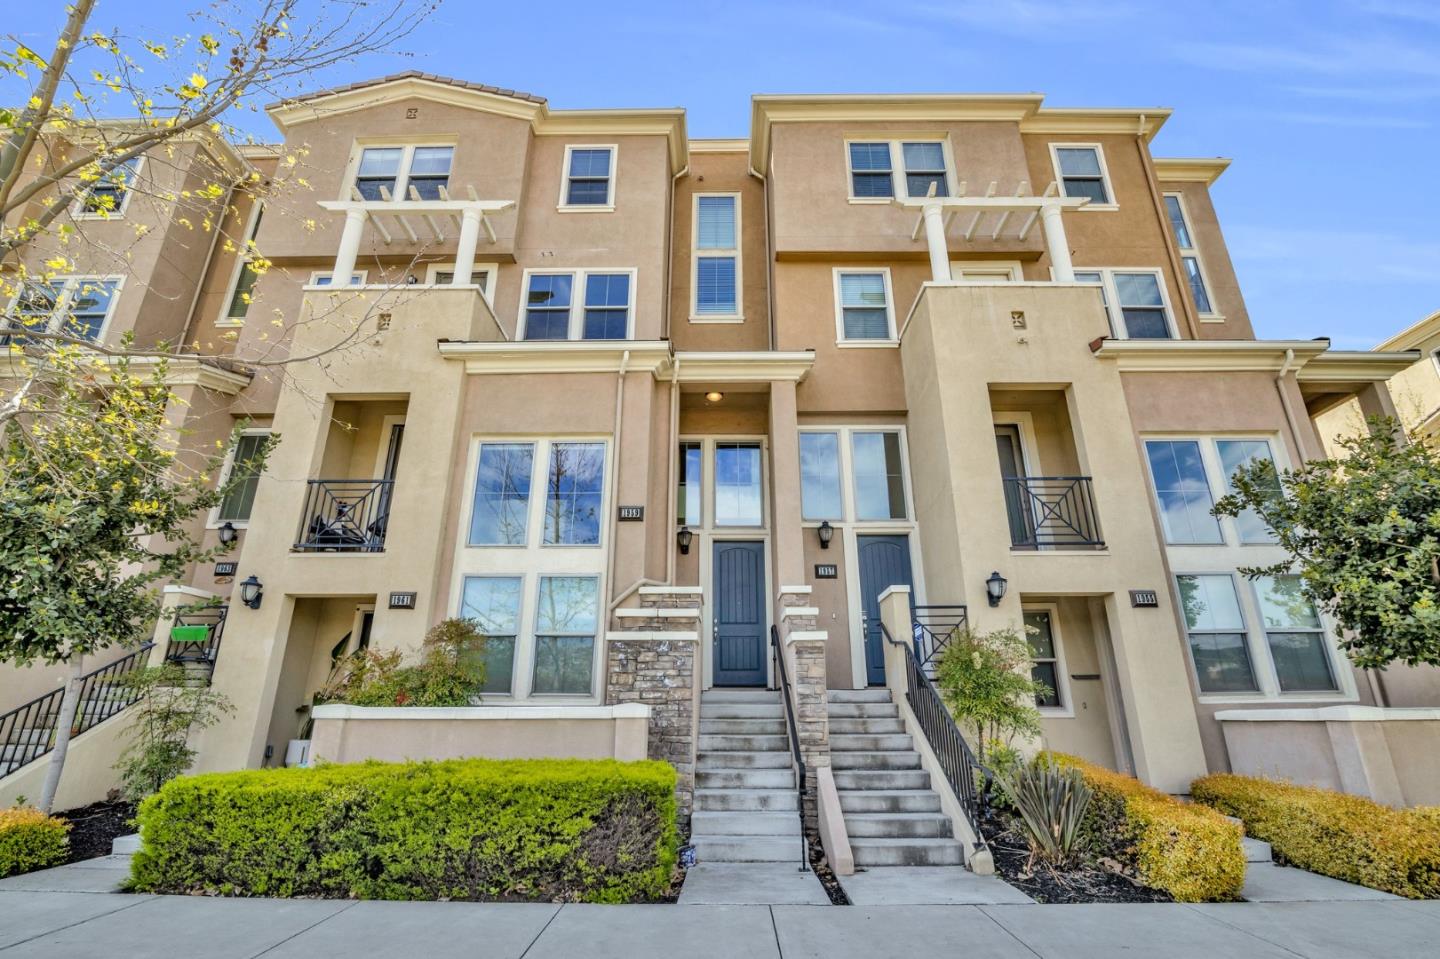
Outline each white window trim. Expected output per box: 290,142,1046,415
453,435,613,703
832,267,898,347
1432,347,1440,378
557,144,618,212
341,140,458,202
71,155,145,220
215,200,266,329
1162,192,1223,322
6,274,125,345
689,192,743,322
1072,267,1178,340
1024,603,1074,718
206,427,271,529
423,261,499,306
517,267,637,341
1049,142,1118,211
950,260,1024,282
844,138,958,203
307,270,369,287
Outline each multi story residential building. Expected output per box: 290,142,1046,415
5,73,1438,842
1316,309,1440,446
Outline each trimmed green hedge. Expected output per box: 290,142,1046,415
131,758,677,902
0,808,70,878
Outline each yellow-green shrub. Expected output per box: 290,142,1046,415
0,807,70,877
1192,774,1440,899
131,758,677,902
1046,752,1245,902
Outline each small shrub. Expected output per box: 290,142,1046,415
0,808,70,877
115,664,233,802
1049,753,1245,902
1192,774,1440,899
993,758,1092,868
935,625,1044,764
131,757,677,902
320,618,487,707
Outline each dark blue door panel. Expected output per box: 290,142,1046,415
858,534,914,685
713,541,767,686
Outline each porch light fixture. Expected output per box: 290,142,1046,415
239,574,264,610
817,520,834,550
217,521,238,546
677,526,693,555
704,391,724,403
985,571,1008,608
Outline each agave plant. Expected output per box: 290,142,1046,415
993,758,1093,869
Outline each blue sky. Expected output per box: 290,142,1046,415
10,0,1439,347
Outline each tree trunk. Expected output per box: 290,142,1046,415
38,655,85,814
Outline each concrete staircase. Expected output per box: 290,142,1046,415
0,684,133,777
829,689,965,867
691,689,806,863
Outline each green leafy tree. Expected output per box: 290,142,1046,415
934,624,1046,764
114,663,233,802
1214,415,1440,669
0,350,270,811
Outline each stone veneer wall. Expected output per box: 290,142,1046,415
780,587,829,832
604,588,701,828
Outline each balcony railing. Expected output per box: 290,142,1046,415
1002,475,1105,549
165,604,226,682
912,605,969,675
295,479,393,553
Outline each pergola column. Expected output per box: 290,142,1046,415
453,208,483,285
921,202,950,283
331,208,368,288
1040,203,1075,282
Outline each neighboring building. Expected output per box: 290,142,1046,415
1315,310,1440,449
4,74,1438,826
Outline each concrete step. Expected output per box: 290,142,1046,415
694,788,798,812
831,750,923,771
850,837,965,867
1244,836,1273,863
691,811,802,837
697,719,787,736
828,718,906,735
830,733,914,751
827,689,893,703
701,703,784,720
702,690,781,703
837,789,942,814
697,751,793,770
842,813,954,839
833,769,931,791
692,835,805,864
698,734,790,752
827,703,899,719
697,768,797,790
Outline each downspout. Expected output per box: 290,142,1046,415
665,161,688,343
666,355,681,583
1136,116,1199,340
179,176,243,349
752,156,776,352
604,350,631,612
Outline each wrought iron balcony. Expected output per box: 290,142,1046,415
165,604,226,682
294,479,393,553
1001,475,1105,549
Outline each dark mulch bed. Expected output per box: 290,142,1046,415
979,807,1172,904
807,831,850,905
55,798,137,864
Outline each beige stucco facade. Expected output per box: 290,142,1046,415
5,75,1438,814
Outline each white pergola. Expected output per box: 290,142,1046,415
317,186,515,288
893,182,1090,283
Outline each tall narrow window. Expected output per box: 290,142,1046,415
836,271,894,342
469,443,535,546
460,576,522,694
544,442,605,545
223,203,266,323
1164,194,1215,315
714,442,763,527
1177,574,1259,693
562,146,615,207
901,142,948,198
1053,146,1111,204
523,274,573,340
216,432,270,523
1024,610,1062,708
1144,440,1223,544
79,157,142,216
694,194,739,317
582,273,631,339
1216,439,1279,544
677,442,702,527
532,576,599,694
851,431,906,521
1254,576,1336,692
799,432,843,520
848,142,893,198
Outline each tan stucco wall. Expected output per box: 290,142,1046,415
1162,180,1253,338
1031,596,1119,770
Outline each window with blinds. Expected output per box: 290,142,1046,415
693,194,740,318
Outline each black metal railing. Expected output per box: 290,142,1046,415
164,605,227,681
1002,475,1105,549
912,605,969,674
294,479,393,552
770,625,809,872
880,622,988,849
0,644,154,778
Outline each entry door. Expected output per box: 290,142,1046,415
995,425,1034,546
713,541,767,686
858,534,914,686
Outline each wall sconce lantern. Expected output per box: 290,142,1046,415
817,520,835,550
985,570,1008,608
218,521,238,546
677,526,693,556
239,574,265,610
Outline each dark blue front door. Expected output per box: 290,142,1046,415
859,534,914,685
713,540,767,686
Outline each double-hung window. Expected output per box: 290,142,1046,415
521,269,634,341
846,140,951,199
1254,575,1336,692
352,145,453,201
1051,145,1113,206
221,202,266,324
214,431,270,524
693,194,741,319
833,269,896,343
1163,194,1217,317
77,157,142,217
561,146,616,208
1177,574,1259,693
1072,269,1174,339
5,276,120,344
531,576,600,694
459,576,522,695
798,428,910,524
1024,609,1064,708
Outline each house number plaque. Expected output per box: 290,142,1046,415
814,564,838,579
617,505,645,521
1129,589,1159,608
389,592,418,610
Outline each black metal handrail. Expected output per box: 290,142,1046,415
0,644,154,778
294,478,393,552
880,622,988,853
912,605,969,673
164,605,227,679
770,625,809,872
1002,475,1105,549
